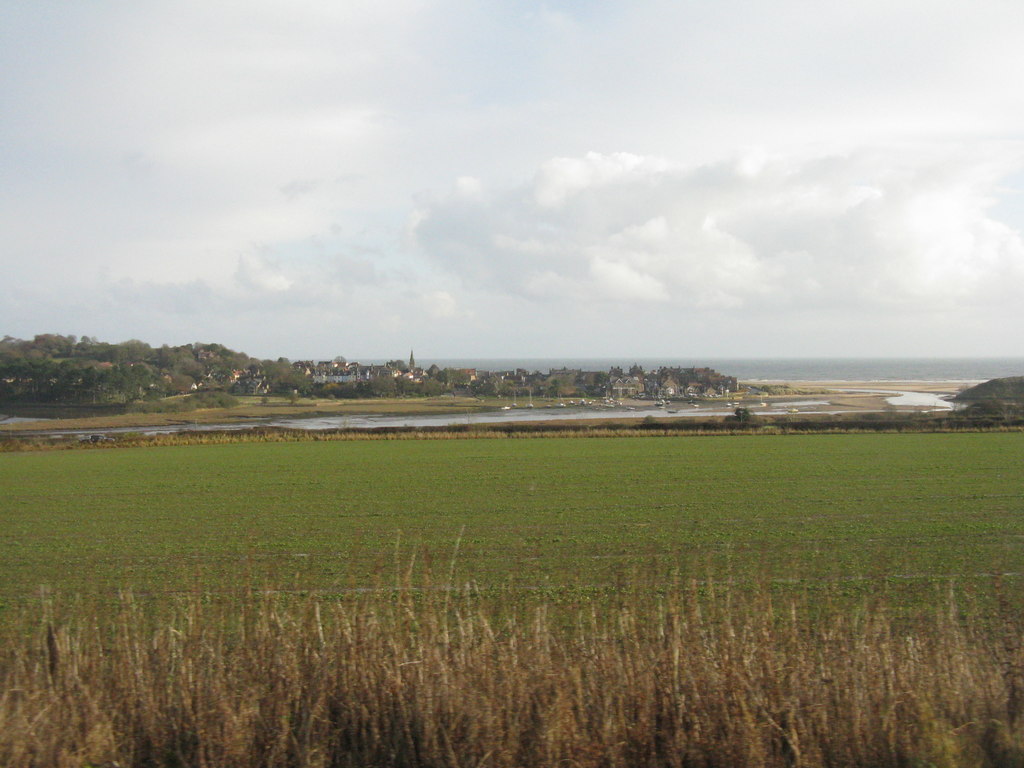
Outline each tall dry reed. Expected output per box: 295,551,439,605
2,582,1023,768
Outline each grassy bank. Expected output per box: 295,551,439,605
4,581,1024,768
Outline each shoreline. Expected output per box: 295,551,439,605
0,380,967,438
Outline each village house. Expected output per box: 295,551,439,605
609,375,643,399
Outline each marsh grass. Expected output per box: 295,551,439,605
4,577,1024,768
4,417,1023,453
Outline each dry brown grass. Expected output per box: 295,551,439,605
3,580,1024,768
6,417,1023,454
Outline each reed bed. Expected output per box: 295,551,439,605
3,581,1024,768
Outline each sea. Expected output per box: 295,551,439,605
391,358,1024,382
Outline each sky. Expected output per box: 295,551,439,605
3,0,1024,361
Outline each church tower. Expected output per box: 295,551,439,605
409,350,416,370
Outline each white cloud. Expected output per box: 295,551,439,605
533,152,670,208
454,176,484,200
3,1,1024,357
413,290,468,321
588,257,669,302
415,149,1024,315
236,256,294,293
419,290,463,319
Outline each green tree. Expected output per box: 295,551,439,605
369,376,398,397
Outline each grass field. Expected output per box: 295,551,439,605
3,432,1023,600
5,431,1024,767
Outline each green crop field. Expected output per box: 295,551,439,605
5,432,1024,766
2,432,1023,600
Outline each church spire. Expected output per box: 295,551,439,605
409,349,416,370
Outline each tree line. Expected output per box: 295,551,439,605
0,334,264,404
0,334,563,405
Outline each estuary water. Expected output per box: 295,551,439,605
17,392,951,437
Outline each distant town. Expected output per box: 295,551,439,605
4,335,1022,425
265,353,739,401
0,335,736,405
